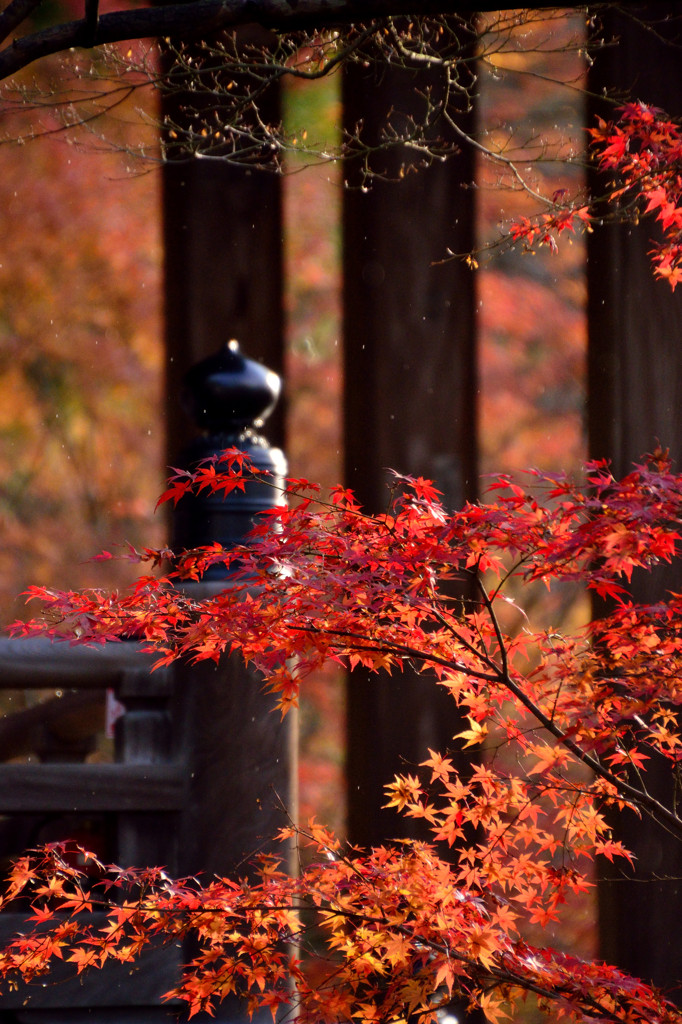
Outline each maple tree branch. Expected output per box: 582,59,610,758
475,576,509,679
475,582,682,842
9,459,682,1024
433,612,499,672
313,899,641,1024
292,623,503,684
293,603,682,839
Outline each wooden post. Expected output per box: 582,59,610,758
162,160,285,457
172,655,297,878
115,666,176,868
167,345,297,1024
587,2,682,993
342,47,478,848
159,47,289,1019
169,344,297,880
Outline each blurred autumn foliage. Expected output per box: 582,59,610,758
476,9,586,478
0,106,164,624
283,78,344,829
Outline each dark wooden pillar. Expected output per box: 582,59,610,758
587,3,682,993
161,40,285,460
342,44,478,848
159,25,294,909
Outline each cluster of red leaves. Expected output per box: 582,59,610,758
6,447,682,1024
589,102,682,289
509,102,682,288
509,202,591,257
0,832,678,1024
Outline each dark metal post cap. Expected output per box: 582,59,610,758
182,339,281,433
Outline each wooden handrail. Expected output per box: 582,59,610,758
0,763,186,812
0,637,159,688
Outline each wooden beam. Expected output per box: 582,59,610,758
0,638,160,688
0,763,186,812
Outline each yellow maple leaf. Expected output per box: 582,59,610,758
384,773,422,811
479,991,512,1024
467,927,501,971
455,717,488,749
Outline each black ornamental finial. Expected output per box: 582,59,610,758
182,339,281,435
172,341,287,572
